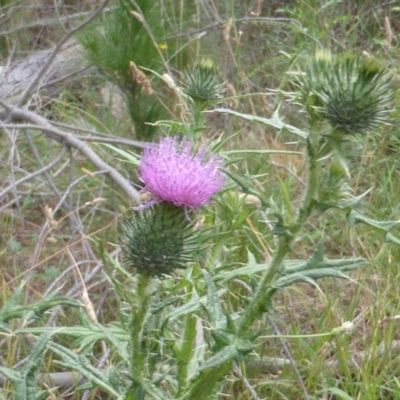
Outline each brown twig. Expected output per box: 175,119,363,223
0,101,141,203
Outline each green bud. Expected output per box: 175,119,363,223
120,203,200,277
185,59,225,106
297,51,394,134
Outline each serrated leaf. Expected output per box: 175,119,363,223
273,244,366,288
16,324,129,350
161,291,201,326
221,168,270,208
0,292,81,323
161,288,227,326
315,188,373,213
186,320,206,380
222,149,303,156
197,345,238,372
216,246,366,288
348,209,400,232
204,271,226,330
274,268,352,289
48,342,121,397
176,315,197,391
328,135,350,176
385,232,400,246
214,250,270,284
96,324,129,360
0,333,53,400
214,107,309,139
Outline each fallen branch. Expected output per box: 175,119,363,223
0,101,141,203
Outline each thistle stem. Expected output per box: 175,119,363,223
129,273,152,399
237,138,320,337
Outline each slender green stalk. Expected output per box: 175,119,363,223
237,235,291,336
176,314,197,396
129,273,152,399
237,138,320,337
295,138,320,232
192,107,205,141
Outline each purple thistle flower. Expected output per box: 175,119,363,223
139,137,225,208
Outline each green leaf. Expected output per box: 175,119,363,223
0,291,81,323
0,333,54,400
16,323,129,350
385,232,400,246
273,243,366,288
214,250,271,284
327,135,350,176
214,107,309,139
347,209,400,232
315,189,372,213
215,246,366,288
221,168,271,208
317,387,354,400
203,271,226,330
161,288,227,326
176,314,197,393
222,149,303,156
101,143,140,166
183,361,232,400
197,345,238,372
48,342,121,397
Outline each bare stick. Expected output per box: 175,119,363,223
0,101,141,203
233,362,261,400
0,146,67,201
267,314,311,400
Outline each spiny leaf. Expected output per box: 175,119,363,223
0,333,54,400
214,107,309,139
203,271,226,331
48,342,121,397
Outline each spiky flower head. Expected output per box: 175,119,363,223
185,59,225,106
120,203,200,277
297,50,394,134
139,137,225,208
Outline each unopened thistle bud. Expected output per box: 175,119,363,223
120,203,200,277
297,51,394,135
185,60,225,107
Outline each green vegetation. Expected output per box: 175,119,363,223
0,0,400,399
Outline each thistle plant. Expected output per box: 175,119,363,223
117,136,225,398
5,51,397,400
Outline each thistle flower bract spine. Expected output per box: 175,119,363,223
298,51,394,135
139,137,225,208
185,60,226,104
120,203,200,277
